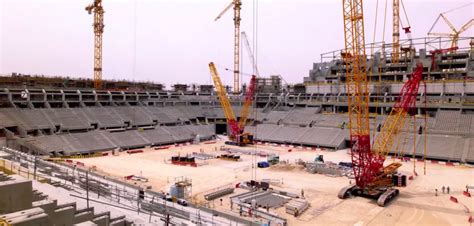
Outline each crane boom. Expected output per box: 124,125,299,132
214,1,234,21
238,75,256,130
372,64,424,158
209,62,240,138
241,31,260,76
86,0,104,90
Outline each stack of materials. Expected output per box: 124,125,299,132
171,156,197,167
191,152,215,160
306,162,343,176
285,199,309,216
218,154,240,161
225,148,269,157
204,187,235,200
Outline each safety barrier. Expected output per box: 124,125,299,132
126,150,144,154
0,159,50,183
63,152,108,159
154,146,170,150
450,196,458,203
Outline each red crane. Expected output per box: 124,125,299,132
209,62,257,146
338,0,425,206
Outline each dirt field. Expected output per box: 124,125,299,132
78,141,474,226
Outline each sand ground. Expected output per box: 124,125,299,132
77,141,474,226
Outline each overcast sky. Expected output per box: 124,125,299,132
0,0,472,88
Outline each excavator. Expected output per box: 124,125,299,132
337,0,425,206
208,62,256,146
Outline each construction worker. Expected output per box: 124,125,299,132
220,198,223,206
301,189,304,198
442,186,445,194
435,189,438,196
294,208,299,217
447,186,450,194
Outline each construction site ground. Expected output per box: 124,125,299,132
76,140,474,226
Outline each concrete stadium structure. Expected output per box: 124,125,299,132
1,37,474,163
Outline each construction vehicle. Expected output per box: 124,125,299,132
208,62,256,146
337,0,425,207
314,155,324,163
85,0,105,90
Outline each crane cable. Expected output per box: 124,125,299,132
442,2,473,14
400,0,411,28
382,0,388,43
252,0,259,182
133,0,137,79
370,0,380,144
423,82,427,175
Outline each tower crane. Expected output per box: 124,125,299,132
86,0,105,90
338,0,425,206
428,6,474,49
209,62,256,146
392,0,413,63
214,0,242,94
392,0,400,63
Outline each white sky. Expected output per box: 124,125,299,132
0,0,473,88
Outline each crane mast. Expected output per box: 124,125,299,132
342,0,375,189
392,0,400,63
233,0,242,94
215,0,242,94
86,0,105,90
